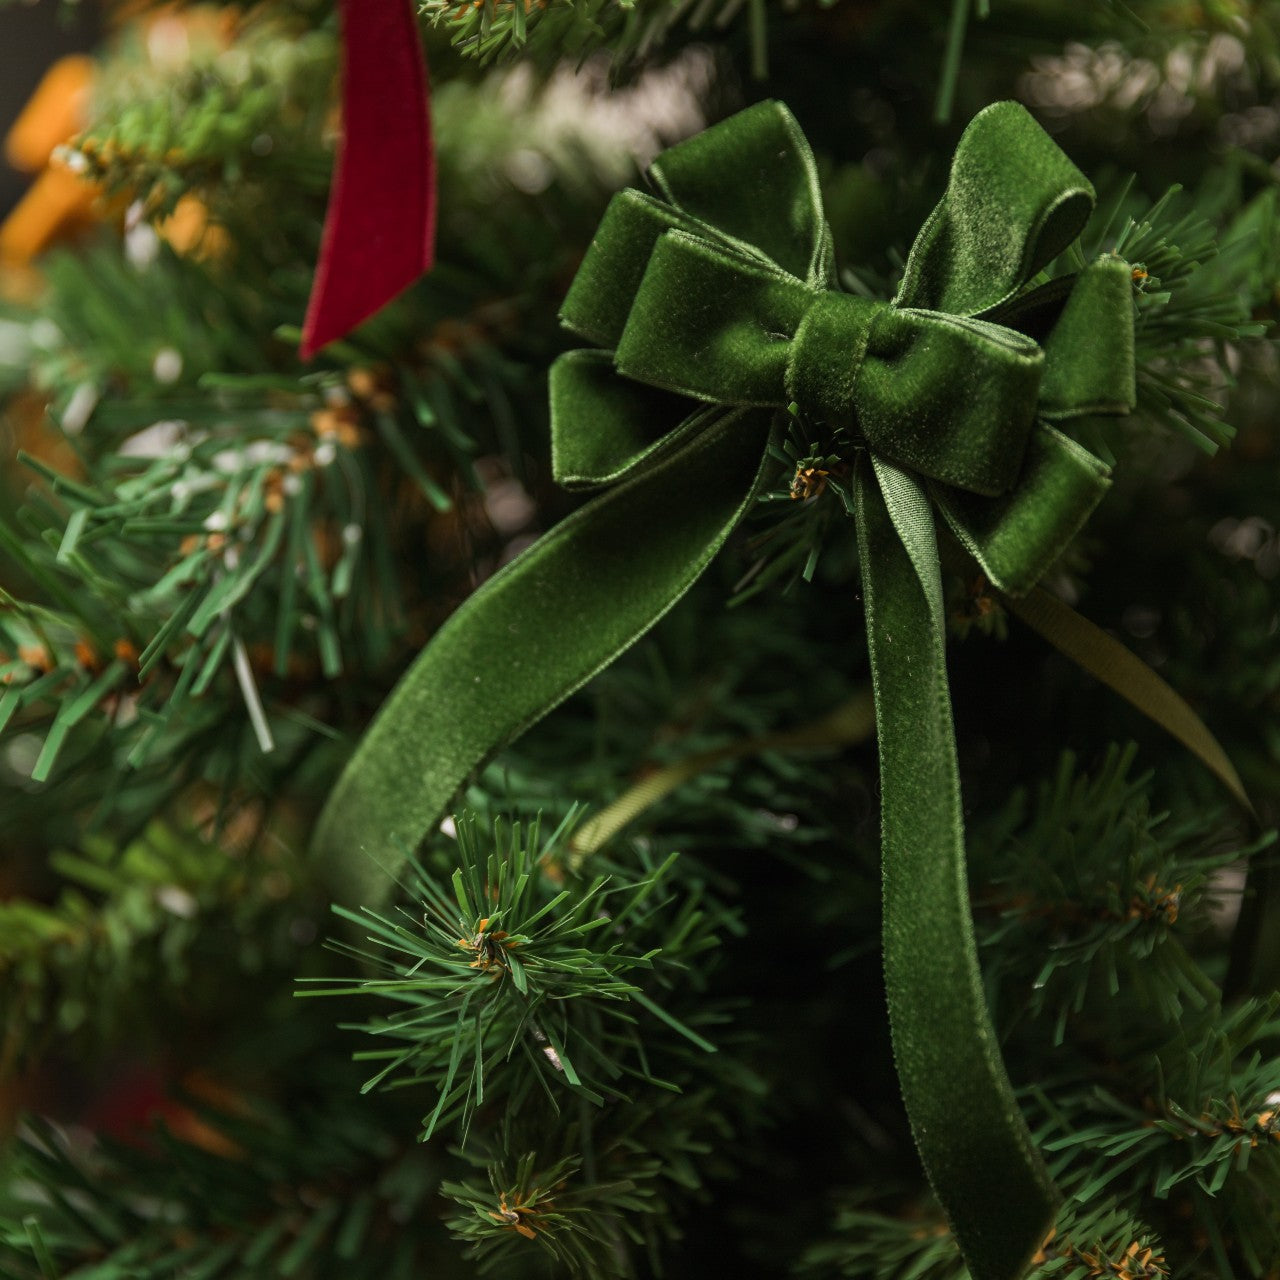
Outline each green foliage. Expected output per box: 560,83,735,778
295,807,769,1275
0,42,631,829
442,1150,644,1276
0,372,395,778
733,412,858,604
989,755,1279,1278
973,745,1273,1037
1102,186,1269,455
68,11,335,222
0,1091,446,1280
435,1052,768,1276
302,814,740,1140
420,0,794,75
1032,997,1280,1264
0,821,314,1073
800,1195,1169,1279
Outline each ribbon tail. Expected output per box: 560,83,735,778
300,0,435,359
313,409,775,909
1003,588,1254,820
854,454,1058,1280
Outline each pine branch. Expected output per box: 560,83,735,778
800,1192,1169,1279
419,0,791,74
1110,187,1270,455
301,814,741,1142
732,411,857,605
0,1088,445,1280
63,10,334,225
442,1149,644,1276
970,746,1273,1040
0,373,405,798
0,821,318,1075
438,1052,767,1276
1027,998,1280,1274
0,45,641,824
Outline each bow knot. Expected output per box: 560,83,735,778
784,289,881,428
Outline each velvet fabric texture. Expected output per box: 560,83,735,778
300,0,435,358
313,100,1137,1280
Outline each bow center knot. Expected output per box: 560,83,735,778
785,289,1048,498
785,291,883,431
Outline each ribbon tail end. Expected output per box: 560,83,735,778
298,0,436,361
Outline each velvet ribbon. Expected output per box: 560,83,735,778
300,0,436,359
313,102,1139,1280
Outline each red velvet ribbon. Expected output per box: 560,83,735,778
300,0,436,358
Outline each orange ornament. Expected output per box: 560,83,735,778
0,56,100,267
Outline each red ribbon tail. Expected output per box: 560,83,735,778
300,0,436,359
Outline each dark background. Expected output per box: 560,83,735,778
1,1,99,216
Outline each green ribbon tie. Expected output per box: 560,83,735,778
314,100,1142,1280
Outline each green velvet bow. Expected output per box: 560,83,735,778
314,100,1136,1280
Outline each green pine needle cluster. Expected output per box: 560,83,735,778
1,1091,444,1280
66,12,334,223
0,820,313,1074
1107,186,1270,455
734,413,857,602
420,0,786,75
442,1150,645,1275
296,814,767,1276
304,814,743,1141
974,745,1274,1034
1032,997,1280,1250
800,1195,1170,1280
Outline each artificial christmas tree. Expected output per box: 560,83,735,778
0,2,1277,1278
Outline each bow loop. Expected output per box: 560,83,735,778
1040,256,1137,418
648,99,833,286
934,424,1111,595
613,231,813,406
550,350,711,490
560,190,700,348
897,101,1095,317
561,100,836,350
